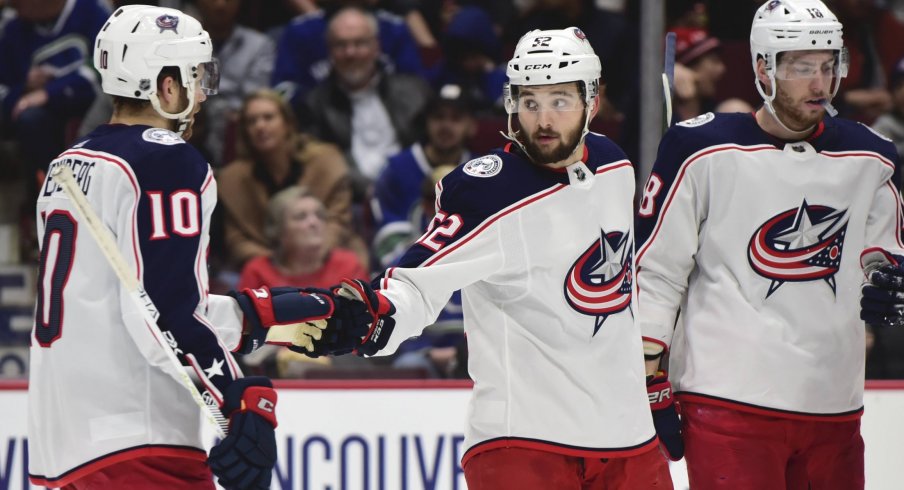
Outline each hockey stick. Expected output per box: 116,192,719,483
52,165,228,438
662,31,677,130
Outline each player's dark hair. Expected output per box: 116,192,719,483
111,66,183,113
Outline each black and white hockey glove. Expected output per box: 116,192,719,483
208,377,277,490
861,250,904,328
333,279,397,356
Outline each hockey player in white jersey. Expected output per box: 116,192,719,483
239,27,676,489
29,6,349,489
635,1,903,489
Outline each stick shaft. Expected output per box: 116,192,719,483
52,165,227,437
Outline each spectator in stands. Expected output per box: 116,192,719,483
371,84,475,268
218,89,367,268
832,0,904,122
427,6,507,114
871,56,904,162
300,6,432,199
0,0,109,193
271,0,423,105
671,27,753,121
237,186,370,380
194,0,275,167
237,185,367,291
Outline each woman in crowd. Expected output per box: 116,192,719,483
218,89,368,268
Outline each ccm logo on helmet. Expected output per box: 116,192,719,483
524,64,553,70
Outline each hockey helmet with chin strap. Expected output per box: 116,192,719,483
502,27,601,161
750,0,848,133
94,5,219,136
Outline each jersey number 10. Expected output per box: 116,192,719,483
35,191,201,346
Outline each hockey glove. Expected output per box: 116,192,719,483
230,286,333,354
291,288,374,357
335,279,397,356
860,251,904,328
208,377,277,490
647,371,684,461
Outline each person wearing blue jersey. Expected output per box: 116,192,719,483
271,0,423,105
29,6,343,489
0,0,109,199
636,1,904,489
239,27,678,489
371,84,475,268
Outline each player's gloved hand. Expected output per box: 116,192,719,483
230,286,334,354
860,250,904,328
647,371,684,461
293,287,374,357
208,377,277,490
334,279,397,356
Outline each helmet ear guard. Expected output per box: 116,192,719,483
94,5,217,135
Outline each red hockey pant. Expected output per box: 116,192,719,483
463,445,673,489
682,401,864,490
60,455,214,490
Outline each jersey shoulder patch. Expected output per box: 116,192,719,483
142,128,184,146
676,112,716,128
462,154,503,178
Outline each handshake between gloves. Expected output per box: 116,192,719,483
230,279,396,357
861,249,904,328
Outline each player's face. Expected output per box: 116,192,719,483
243,98,290,155
281,196,327,251
516,83,585,166
426,106,474,154
772,51,836,131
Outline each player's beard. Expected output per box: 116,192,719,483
772,85,825,132
522,121,583,166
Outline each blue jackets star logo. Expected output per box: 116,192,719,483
748,199,848,298
564,229,633,335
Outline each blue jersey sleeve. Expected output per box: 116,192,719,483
133,144,239,399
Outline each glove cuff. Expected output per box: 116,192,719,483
222,377,278,428
229,289,267,353
241,386,278,428
647,372,674,411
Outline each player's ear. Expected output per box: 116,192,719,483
589,95,601,120
158,74,181,107
755,58,770,88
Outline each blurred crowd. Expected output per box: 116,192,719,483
2,0,904,379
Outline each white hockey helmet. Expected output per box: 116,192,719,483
750,0,848,127
94,5,218,134
502,28,601,162
505,27,601,109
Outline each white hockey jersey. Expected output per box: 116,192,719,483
636,112,903,419
374,134,657,464
30,125,246,487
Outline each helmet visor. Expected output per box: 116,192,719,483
773,50,847,81
198,60,219,95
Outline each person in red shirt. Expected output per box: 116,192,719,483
238,185,367,291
